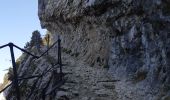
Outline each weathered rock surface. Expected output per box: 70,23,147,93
38,0,170,99
4,0,170,100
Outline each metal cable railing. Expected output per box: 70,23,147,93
0,36,63,100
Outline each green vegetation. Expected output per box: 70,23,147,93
7,67,14,81
71,52,80,57
63,48,71,54
30,30,43,52
7,62,20,81
24,42,31,50
62,48,80,58
24,30,44,52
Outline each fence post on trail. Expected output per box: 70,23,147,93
9,43,21,100
58,36,62,80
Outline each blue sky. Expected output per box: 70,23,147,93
0,0,46,83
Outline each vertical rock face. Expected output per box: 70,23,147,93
38,0,170,99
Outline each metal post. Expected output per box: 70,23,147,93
9,43,20,100
58,36,62,79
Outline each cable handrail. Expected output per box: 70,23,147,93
13,40,59,59
0,37,63,100
0,44,9,49
0,82,12,93
38,41,58,58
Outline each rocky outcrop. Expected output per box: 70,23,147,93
3,0,170,100
38,0,170,100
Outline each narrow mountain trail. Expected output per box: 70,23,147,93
51,51,118,100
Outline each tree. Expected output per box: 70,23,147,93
24,42,30,49
30,30,43,51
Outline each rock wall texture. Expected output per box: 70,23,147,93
38,0,170,99
4,0,170,100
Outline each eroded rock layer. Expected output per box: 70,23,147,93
38,0,170,99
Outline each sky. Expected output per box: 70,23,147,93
0,0,46,83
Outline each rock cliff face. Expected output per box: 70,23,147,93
38,0,170,99
4,0,170,100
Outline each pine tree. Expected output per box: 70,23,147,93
24,42,30,49
30,30,42,51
